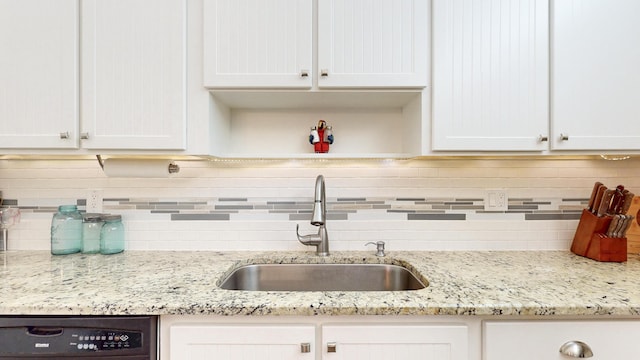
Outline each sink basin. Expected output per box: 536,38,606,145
218,263,427,291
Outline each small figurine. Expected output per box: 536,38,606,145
309,120,334,153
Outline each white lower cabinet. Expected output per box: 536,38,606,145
170,324,315,359
164,316,640,360
163,318,470,360
322,324,467,360
484,320,640,360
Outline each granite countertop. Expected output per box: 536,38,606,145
1,250,639,317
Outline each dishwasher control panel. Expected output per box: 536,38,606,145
0,327,143,355
72,329,143,351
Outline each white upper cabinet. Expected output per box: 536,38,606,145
317,0,429,88
0,0,187,152
431,0,549,151
551,0,640,151
81,0,187,150
203,0,428,89
0,0,79,149
203,0,313,89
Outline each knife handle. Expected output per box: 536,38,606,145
591,185,607,215
609,190,625,215
606,215,620,237
621,215,634,238
587,181,604,212
621,192,634,215
614,215,626,238
597,189,615,217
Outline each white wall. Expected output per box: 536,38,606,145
1,157,638,252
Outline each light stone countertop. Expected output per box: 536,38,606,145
1,250,639,317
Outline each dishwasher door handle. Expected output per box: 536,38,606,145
27,326,64,336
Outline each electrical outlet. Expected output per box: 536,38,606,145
87,189,103,213
484,189,508,211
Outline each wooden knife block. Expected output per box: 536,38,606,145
571,209,627,262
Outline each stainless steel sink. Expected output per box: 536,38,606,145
218,263,427,291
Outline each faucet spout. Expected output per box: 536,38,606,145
311,175,326,226
296,175,330,256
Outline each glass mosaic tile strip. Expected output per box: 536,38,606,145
3,197,591,222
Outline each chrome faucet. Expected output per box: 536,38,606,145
296,175,329,256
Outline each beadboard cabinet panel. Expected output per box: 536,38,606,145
551,0,640,150
432,0,549,151
0,0,79,149
170,324,315,360
81,0,187,150
485,320,640,359
203,0,313,88
204,0,426,89
322,324,468,360
317,0,429,88
167,321,468,360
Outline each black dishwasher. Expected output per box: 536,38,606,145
0,316,157,359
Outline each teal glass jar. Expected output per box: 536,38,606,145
100,215,124,254
82,214,103,254
50,205,83,255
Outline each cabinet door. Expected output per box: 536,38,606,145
485,320,640,360
81,0,186,150
551,0,640,150
322,324,468,360
170,324,315,360
432,0,549,151
0,0,78,149
203,0,313,89
317,0,428,88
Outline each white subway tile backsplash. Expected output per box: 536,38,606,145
1,158,640,251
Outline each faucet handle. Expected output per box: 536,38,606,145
365,241,386,257
296,224,320,241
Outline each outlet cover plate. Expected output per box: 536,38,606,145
484,189,508,211
87,189,103,213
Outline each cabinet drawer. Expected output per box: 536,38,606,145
170,324,315,359
484,320,640,360
323,324,468,360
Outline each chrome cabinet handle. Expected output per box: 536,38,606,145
59,131,70,139
560,133,569,141
80,132,90,140
559,340,593,358
320,69,329,77
300,69,309,77
300,343,311,353
327,342,337,353
538,135,548,142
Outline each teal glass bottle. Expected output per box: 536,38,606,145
50,205,83,255
82,214,103,254
100,215,124,254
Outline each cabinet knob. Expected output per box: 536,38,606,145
538,135,549,142
300,69,309,77
320,69,329,77
300,343,311,353
80,132,90,140
327,342,337,353
560,133,569,141
59,131,70,139
559,340,593,358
